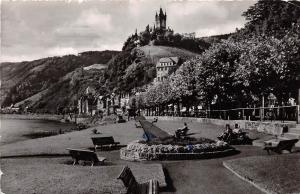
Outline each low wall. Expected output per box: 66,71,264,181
0,114,63,121
146,116,296,136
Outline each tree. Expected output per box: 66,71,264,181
169,59,200,111
240,0,300,38
234,35,300,104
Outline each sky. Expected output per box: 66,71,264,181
1,0,257,62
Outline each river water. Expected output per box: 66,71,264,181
0,119,76,145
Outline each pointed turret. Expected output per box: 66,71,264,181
135,28,138,36
159,7,164,16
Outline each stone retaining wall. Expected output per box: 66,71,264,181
146,116,296,135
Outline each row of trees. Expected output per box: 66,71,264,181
130,33,299,113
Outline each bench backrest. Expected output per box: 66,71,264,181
91,136,115,145
67,149,99,162
277,139,298,150
117,166,139,194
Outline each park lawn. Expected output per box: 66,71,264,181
223,153,300,194
0,157,166,194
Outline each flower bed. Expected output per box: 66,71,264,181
120,140,235,161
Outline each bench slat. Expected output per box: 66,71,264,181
91,137,120,149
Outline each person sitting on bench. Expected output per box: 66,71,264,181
152,117,158,124
233,123,242,134
218,124,233,142
175,122,190,138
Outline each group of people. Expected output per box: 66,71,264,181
151,119,249,143
218,123,250,144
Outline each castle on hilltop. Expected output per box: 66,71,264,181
123,7,174,50
152,8,173,39
155,8,167,31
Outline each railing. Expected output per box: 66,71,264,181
207,105,299,122
144,105,300,123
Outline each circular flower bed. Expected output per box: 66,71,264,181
120,139,235,161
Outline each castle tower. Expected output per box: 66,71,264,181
155,8,166,30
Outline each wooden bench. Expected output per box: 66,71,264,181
66,148,106,166
117,166,159,194
91,136,120,150
264,139,299,154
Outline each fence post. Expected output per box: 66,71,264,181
260,95,265,121
242,109,245,120
297,105,300,124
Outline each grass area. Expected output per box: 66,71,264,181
0,157,165,194
138,45,199,63
223,153,300,194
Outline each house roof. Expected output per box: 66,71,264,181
158,57,179,64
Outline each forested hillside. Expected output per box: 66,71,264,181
1,51,119,108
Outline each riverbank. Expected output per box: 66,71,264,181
0,119,77,145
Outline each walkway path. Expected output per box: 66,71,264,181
161,145,266,194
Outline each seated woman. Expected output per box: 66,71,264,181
233,123,242,134
175,122,190,138
218,124,233,142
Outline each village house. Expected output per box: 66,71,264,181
78,86,131,116
155,57,179,82
182,32,196,39
77,86,105,116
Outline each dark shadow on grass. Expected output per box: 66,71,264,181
160,167,176,192
63,159,114,166
22,131,59,139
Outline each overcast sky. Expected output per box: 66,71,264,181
1,0,256,62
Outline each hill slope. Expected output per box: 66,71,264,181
0,50,119,108
1,45,200,112
137,45,199,63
